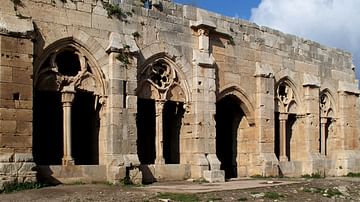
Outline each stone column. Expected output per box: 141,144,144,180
155,100,165,164
61,87,75,166
320,117,327,156
279,113,288,161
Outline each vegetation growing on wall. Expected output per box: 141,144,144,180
102,1,127,21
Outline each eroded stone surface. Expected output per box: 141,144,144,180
0,0,359,187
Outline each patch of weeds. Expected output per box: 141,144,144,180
250,174,274,179
68,181,85,185
102,2,127,21
132,31,141,39
156,193,199,202
346,172,360,177
237,197,248,201
208,197,222,201
227,36,235,45
264,191,283,199
1,182,47,194
116,45,131,65
302,187,342,198
120,176,133,186
301,172,324,179
193,178,209,184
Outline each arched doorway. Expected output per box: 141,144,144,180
216,95,244,179
137,58,188,165
274,80,299,162
33,43,105,165
319,91,336,156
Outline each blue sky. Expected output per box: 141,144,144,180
173,0,360,81
173,0,260,20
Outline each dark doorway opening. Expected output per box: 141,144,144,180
216,95,243,179
72,92,99,165
33,91,63,165
163,101,184,164
323,118,332,156
286,114,296,161
274,113,296,161
274,112,280,159
137,98,156,164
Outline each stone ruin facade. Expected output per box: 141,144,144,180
1,0,360,186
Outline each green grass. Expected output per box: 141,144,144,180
156,192,199,202
346,172,360,177
301,172,324,179
1,182,46,194
264,191,284,199
303,187,342,198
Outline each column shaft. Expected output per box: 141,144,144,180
61,90,75,166
155,100,165,164
279,113,288,161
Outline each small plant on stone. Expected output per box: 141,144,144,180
132,31,141,39
102,1,127,21
227,36,236,45
116,45,131,65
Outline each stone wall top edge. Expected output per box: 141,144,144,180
164,1,352,59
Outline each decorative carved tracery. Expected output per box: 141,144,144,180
275,82,297,113
138,58,186,102
36,45,103,96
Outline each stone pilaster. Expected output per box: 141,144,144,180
254,63,278,176
190,23,224,181
301,78,322,174
105,32,140,183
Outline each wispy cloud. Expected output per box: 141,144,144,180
250,0,360,79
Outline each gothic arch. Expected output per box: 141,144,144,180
320,88,337,118
137,53,190,103
217,85,255,126
275,77,301,113
34,37,107,96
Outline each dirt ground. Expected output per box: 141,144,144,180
1,178,360,201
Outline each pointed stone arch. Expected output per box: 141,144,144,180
33,37,107,166
137,53,190,103
274,77,301,162
320,88,337,156
217,85,255,126
275,77,301,113
136,49,191,166
34,37,107,96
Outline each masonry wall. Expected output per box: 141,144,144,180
0,0,359,185
0,34,36,188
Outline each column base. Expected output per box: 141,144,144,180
279,156,288,162
62,157,74,166
155,157,165,165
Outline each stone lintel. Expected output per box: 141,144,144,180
106,32,139,54
302,73,320,87
193,50,215,67
338,80,360,95
0,14,34,39
254,62,274,78
190,19,216,30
